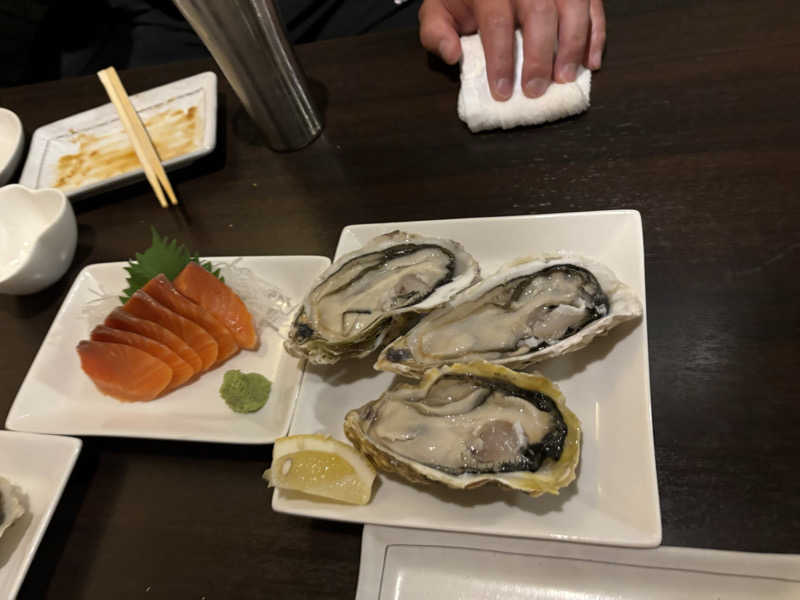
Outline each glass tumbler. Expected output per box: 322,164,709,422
173,0,323,151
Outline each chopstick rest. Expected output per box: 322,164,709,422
97,67,178,208
457,31,591,133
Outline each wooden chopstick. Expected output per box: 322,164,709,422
97,67,178,207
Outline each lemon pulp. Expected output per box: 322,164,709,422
266,435,376,505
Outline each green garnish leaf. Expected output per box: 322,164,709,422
120,227,222,303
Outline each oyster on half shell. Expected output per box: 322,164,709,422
344,361,580,497
0,476,24,540
285,231,479,365
375,254,642,378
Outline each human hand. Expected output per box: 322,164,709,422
419,0,606,101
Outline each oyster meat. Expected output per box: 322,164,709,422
0,476,24,540
344,361,580,496
285,231,479,364
375,254,642,377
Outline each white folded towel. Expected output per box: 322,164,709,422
457,31,591,133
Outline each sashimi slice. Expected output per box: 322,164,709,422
173,262,258,349
124,290,219,371
105,308,202,373
142,274,239,364
91,325,194,390
77,340,172,402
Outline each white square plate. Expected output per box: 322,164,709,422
272,210,661,547
0,431,81,600
357,526,800,600
5,256,330,443
19,72,217,198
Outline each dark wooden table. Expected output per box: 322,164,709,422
2,1,800,597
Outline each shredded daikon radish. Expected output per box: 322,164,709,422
81,283,119,337
218,260,296,336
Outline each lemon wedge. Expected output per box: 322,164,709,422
264,434,376,505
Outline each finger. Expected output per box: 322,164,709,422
474,0,516,101
586,0,606,70
419,0,463,64
442,0,478,32
516,0,557,98
553,0,590,83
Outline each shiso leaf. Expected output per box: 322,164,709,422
120,227,222,303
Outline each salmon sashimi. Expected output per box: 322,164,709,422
142,274,239,364
105,308,203,374
90,325,194,391
77,340,172,402
173,262,258,350
123,290,219,371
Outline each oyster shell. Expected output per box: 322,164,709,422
375,254,642,377
285,231,479,364
0,476,24,539
344,361,580,497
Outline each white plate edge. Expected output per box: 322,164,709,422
631,210,663,543
337,209,645,248
271,494,660,547
2,432,82,599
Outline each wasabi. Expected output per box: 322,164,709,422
220,370,271,413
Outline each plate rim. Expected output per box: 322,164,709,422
0,431,82,599
339,208,643,232
355,525,800,600
5,254,330,444
273,210,661,547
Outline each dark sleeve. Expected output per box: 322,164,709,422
276,0,422,43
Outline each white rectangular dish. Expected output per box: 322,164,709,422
272,210,661,547
0,431,81,600
19,72,217,198
5,255,330,444
357,525,800,600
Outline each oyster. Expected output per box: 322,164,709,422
285,231,479,364
0,476,24,540
375,254,642,377
344,361,580,497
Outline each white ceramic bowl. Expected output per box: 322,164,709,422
0,185,77,295
0,108,24,185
